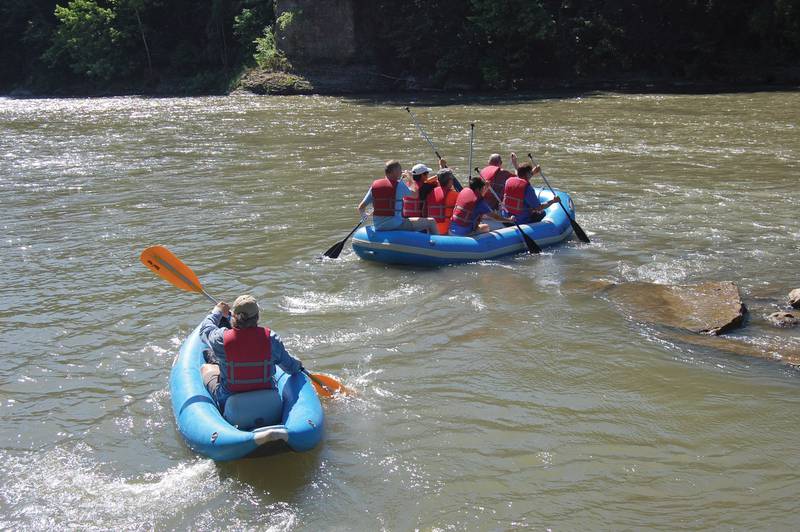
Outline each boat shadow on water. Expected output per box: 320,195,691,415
214,446,323,494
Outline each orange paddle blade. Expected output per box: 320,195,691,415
140,245,204,294
306,371,351,397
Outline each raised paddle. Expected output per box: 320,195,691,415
528,153,591,244
323,213,368,259
467,122,474,182
474,167,541,254
139,245,350,397
405,106,463,192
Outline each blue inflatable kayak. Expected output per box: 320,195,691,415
169,323,324,461
352,188,576,266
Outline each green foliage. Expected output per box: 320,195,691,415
253,25,291,71
2,0,799,93
276,9,299,32
44,0,129,81
234,3,276,65
468,0,554,87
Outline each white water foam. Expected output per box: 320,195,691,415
0,444,299,531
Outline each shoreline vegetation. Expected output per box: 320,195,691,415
2,1,800,98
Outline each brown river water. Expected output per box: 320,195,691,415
0,91,798,530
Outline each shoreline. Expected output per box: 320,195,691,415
4,70,800,99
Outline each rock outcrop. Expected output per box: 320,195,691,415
604,281,747,335
599,280,800,367
766,311,799,328
275,0,358,67
789,288,800,309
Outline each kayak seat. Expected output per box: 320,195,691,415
223,388,283,430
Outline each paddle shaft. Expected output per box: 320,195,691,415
528,153,590,243
341,215,366,241
467,123,474,181
405,106,441,161
405,107,463,192
528,152,568,207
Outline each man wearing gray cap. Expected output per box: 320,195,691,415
199,295,304,413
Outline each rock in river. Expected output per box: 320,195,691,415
766,311,799,328
604,281,747,335
789,288,800,309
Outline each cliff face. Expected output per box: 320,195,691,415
275,0,358,66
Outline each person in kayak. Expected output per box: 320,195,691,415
449,176,515,236
199,295,304,413
358,160,438,234
426,167,459,235
480,153,518,210
502,162,561,224
403,163,439,218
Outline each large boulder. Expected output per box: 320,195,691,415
605,281,747,335
789,288,800,309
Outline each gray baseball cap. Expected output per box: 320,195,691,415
232,294,259,320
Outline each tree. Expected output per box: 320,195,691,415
44,0,130,81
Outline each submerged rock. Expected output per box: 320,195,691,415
766,311,799,328
601,280,800,367
789,289,800,309
605,281,747,335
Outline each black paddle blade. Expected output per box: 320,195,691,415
323,240,345,259
515,223,542,254
570,218,591,243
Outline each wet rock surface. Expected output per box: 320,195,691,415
604,281,747,335
789,288,800,309
600,280,800,367
766,311,799,328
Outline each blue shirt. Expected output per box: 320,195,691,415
361,179,414,230
448,197,492,236
199,311,303,406
503,183,542,224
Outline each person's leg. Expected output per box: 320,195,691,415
476,223,491,234
406,217,439,235
201,364,223,407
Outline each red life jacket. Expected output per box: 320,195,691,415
481,165,513,208
371,177,399,217
426,186,446,220
479,165,502,182
503,176,529,215
222,327,274,393
403,176,431,217
427,186,458,234
451,188,479,227
402,195,423,217
427,186,458,219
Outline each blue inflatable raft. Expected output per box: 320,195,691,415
169,323,324,461
352,188,576,266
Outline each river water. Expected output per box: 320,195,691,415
1,91,798,530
